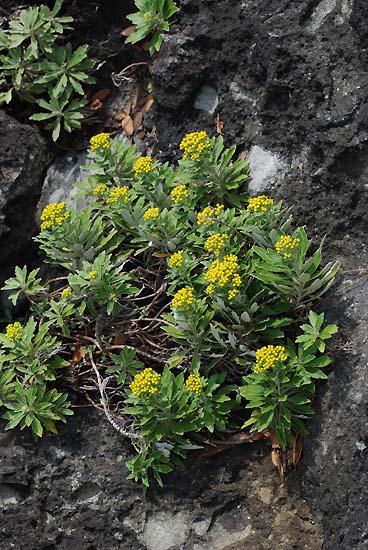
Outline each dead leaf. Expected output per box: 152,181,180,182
141,41,150,52
238,150,248,160
114,334,126,346
124,101,132,116
47,423,58,434
121,25,135,37
90,99,103,110
91,88,111,103
133,111,143,131
115,111,126,122
144,93,154,112
72,345,85,363
122,115,134,136
137,131,146,139
216,113,224,134
131,87,139,112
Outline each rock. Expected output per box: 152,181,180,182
0,411,322,550
194,85,219,114
39,151,90,214
0,111,46,287
299,275,368,550
140,511,190,550
247,145,287,195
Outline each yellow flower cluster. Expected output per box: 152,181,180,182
247,195,274,213
93,184,108,196
170,185,188,204
61,287,71,299
186,374,202,396
130,368,161,397
204,233,229,256
180,131,211,161
134,156,154,178
197,204,224,226
168,250,184,269
275,235,300,259
89,271,97,280
143,207,159,221
205,254,241,300
40,202,70,231
171,287,195,310
5,322,22,341
107,186,129,204
254,345,287,374
89,133,111,151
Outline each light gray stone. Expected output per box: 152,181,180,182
194,85,219,114
248,145,287,195
140,511,190,550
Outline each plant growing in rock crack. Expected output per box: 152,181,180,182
0,130,340,488
126,0,179,54
0,0,95,140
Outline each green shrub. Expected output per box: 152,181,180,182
0,0,95,140
0,131,339,489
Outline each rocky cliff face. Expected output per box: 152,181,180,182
1,1,368,549
0,112,46,290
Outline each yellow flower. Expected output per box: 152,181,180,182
168,250,184,269
89,271,97,280
205,254,241,298
40,202,70,231
275,235,300,259
197,204,224,226
130,368,161,397
171,287,195,310
143,207,159,221
89,133,111,151
170,185,188,204
61,287,71,299
228,288,239,300
107,186,129,204
92,184,108,197
205,283,215,295
247,195,274,213
5,322,22,342
254,345,287,374
134,156,154,178
204,233,229,256
186,374,202,396
205,254,239,287
179,131,211,161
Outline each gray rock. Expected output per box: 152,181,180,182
39,151,90,215
194,85,219,114
0,411,322,550
0,111,46,285
248,145,287,195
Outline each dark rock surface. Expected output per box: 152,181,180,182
0,412,322,550
0,111,47,286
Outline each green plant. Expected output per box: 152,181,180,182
0,0,95,140
3,382,73,438
126,0,179,54
30,89,87,140
239,315,338,448
1,130,340,486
